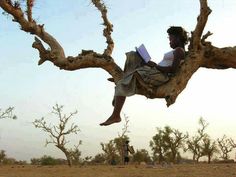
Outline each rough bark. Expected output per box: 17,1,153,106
1,0,236,106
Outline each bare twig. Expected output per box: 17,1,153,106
0,107,17,119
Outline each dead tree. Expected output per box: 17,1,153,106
217,135,234,160
115,113,130,164
0,0,236,106
33,104,81,167
0,107,17,120
186,117,209,162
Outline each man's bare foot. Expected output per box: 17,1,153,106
100,116,121,126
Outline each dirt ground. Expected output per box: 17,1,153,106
0,163,236,177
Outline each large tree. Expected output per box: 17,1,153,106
1,0,235,107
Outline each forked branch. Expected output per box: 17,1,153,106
190,0,212,50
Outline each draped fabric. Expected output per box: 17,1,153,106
115,51,170,97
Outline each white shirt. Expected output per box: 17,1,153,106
157,49,175,67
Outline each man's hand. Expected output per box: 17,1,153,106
146,61,157,67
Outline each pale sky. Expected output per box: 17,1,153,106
0,0,236,162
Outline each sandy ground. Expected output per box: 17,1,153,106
0,164,236,177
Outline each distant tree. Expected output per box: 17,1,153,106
15,160,28,165
150,128,165,163
201,136,218,163
132,149,152,164
100,113,131,165
186,117,208,162
150,126,187,163
0,107,16,120
30,158,41,165
101,140,119,164
91,153,106,164
70,145,82,165
2,157,16,165
33,104,81,167
31,156,67,165
162,126,188,163
114,114,130,164
0,150,6,164
217,135,235,160
40,155,57,166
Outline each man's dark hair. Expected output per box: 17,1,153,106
167,26,189,45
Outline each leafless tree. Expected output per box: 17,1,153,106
186,117,208,162
217,135,234,160
33,104,81,167
202,136,218,164
114,113,130,164
0,150,6,164
1,0,235,107
100,140,118,164
100,113,131,164
0,107,16,120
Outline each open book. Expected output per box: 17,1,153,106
135,44,151,63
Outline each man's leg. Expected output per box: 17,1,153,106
100,96,126,126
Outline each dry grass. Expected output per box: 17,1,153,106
0,164,236,177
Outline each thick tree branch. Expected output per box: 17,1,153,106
190,0,212,50
202,46,236,69
0,0,122,80
0,0,65,64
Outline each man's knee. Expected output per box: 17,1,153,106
124,51,143,72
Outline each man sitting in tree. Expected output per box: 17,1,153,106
100,26,188,126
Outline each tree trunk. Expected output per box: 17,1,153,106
57,145,73,167
65,154,72,167
207,155,211,164
196,156,200,163
192,154,196,162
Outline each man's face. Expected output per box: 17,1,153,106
168,34,178,49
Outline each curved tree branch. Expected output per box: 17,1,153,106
92,0,114,56
0,0,123,81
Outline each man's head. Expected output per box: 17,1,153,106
167,26,188,48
